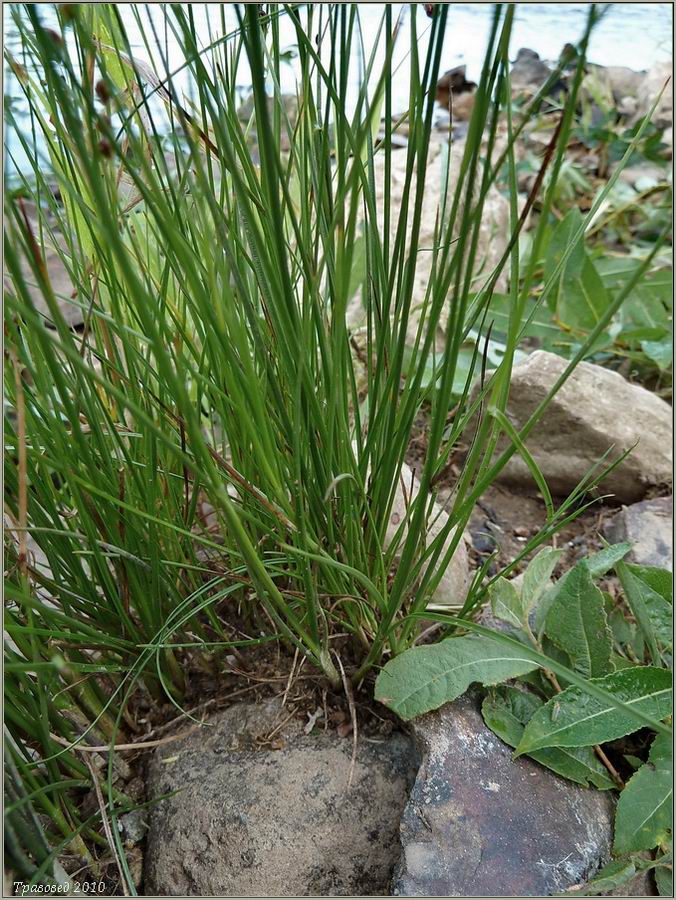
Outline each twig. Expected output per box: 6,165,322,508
49,725,201,754
281,648,299,708
593,743,625,787
143,685,260,739
334,652,358,789
83,758,129,896
413,621,444,645
260,708,298,745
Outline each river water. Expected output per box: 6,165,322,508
4,3,672,180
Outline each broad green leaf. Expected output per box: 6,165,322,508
546,208,610,330
655,861,673,897
614,733,672,853
516,666,672,754
607,597,637,646
484,292,561,341
534,543,632,635
627,565,673,604
617,561,665,664
544,208,583,309
489,577,523,628
402,344,474,398
544,563,613,678
619,267,672,333
409,616,671,735
631,577,672,651
374,635,538,721
482,687,615,790
597,258,672,335
522,548,563,616
585,543,633,578
611,653,637,670
641,336,672,370
561,859,637,896
559,253,610,332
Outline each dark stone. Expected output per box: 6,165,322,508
603,496,673,570
511,48,566,96
144,699,418,897
470,521,498,556
392,692,615,897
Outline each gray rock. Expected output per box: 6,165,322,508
511,49,562,95
480,351,672,503
603,66,646,101
603,496,673,570
350,450,473,610
392,692,615,897
118,809,148,845
387,462,472,610
632,61,673,131
585,65,646,106
145,699,418,897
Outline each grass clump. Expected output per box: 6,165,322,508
3,3,669,890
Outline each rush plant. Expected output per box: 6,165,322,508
3,3,668,889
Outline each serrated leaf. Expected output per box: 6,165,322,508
611,653,637,670
522,548,563,616
482,687,615,790
374,635,538,721
516,666,672,754
489,577,524,628
614,733,672,853
544,563,613,678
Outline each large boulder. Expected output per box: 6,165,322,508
145,699,418,897
603,495,673,570
477,350,672,503
392,691,615,897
